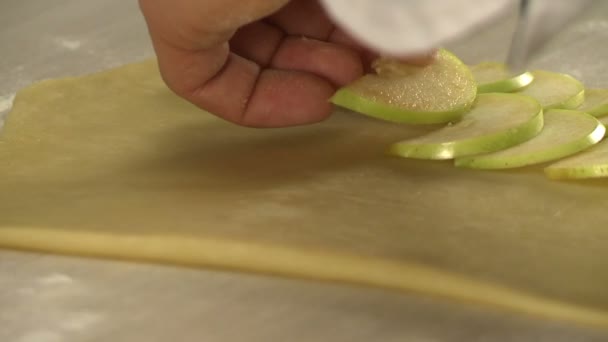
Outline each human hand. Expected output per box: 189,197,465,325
139,0,434,128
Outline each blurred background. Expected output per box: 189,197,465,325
1,1,608,341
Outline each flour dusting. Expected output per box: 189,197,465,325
54,37,83,51
0,93,15,114
38,273,74,286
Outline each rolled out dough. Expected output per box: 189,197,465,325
1,60,608,329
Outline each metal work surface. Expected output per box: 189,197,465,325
2,1,608,341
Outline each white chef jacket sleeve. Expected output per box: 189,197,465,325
318,0,517,56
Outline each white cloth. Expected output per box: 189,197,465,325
319,0,592,57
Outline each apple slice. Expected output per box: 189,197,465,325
470,62,534,93
455,110,605,169
330,49,477,124
388,93,543,160
544,138,608,180
576,88,608,117
517,70,584,109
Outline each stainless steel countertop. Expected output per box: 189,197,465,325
2,1,608,341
